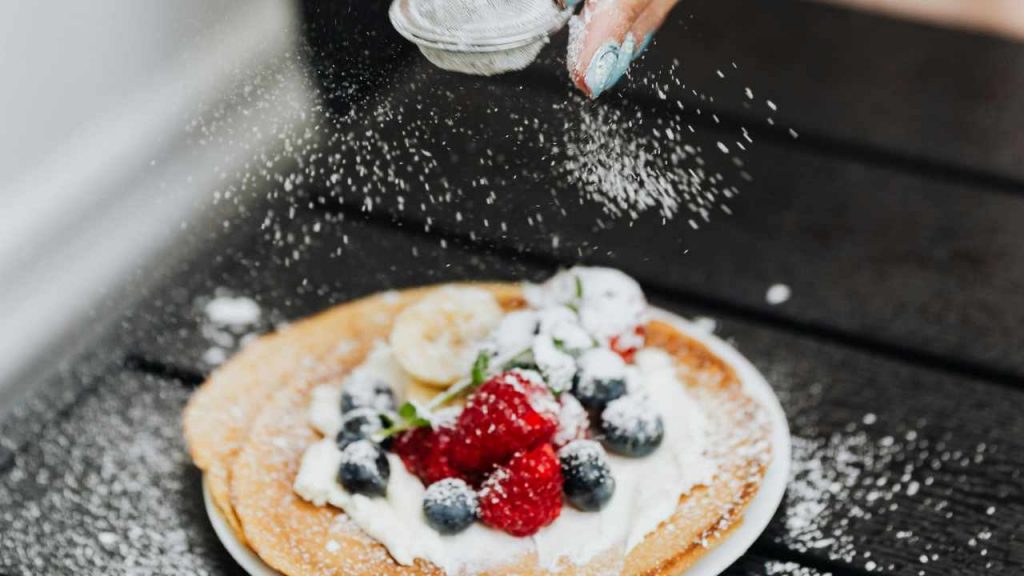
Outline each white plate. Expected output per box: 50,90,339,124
203,307,791,576
203,477,279,576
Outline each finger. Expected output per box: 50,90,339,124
627,0,678,61
567,0,652,98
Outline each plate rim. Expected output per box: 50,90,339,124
202,306,791,576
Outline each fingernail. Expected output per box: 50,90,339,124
634,32,653,60
606,34,636,88
584,42,620,98
564,0,582,8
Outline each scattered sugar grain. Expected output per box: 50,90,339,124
765,283,791,305
203,295,261,327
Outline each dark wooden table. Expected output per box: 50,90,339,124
2,0,1023,574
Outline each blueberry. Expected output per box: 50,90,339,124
335,408,385,449
600,394,664,457
559,440,615,511
572,348,628,411
341,379,397,413
422,478,478,534
572,375,627,412
338,440,390,497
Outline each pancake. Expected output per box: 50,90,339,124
183,284,525,540
190,283,771,575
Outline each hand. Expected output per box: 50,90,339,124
563,0,679,98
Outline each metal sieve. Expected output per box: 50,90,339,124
389,0,571,75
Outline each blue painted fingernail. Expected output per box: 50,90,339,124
584,42,620,98
606,33,635,88
634,32,653,60
565,0,582,8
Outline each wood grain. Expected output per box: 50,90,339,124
622,0,1024,185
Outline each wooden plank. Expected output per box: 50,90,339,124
123,210,550,374
0,348,123,463
297,64,1024,383
115,214,1023,574
0,372,246,575
622,0,1024,185
723,552,833,576
667,300,1024,575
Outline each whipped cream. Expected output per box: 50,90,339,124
308,342,411,438
525,267,647,344
294,347,715,575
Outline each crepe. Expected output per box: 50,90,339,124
184,284,770,575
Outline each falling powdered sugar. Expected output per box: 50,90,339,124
557,80,748,222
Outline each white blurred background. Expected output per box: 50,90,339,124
0,0,311,403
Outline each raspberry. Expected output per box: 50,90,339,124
392,425,463,485
450,372,559,473
609,325,646,363
479,444,563,536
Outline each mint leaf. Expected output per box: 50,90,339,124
379,401,431,438
398,401,418,421
575,275,584,299
471,351,490,385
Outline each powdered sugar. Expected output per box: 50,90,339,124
558,95,743,221
342,376,398,414
502,369,561,418
766,283,791,306
557,438,605,465
340,439,386,471
197,290,264,367
340,341,411,410
526,267,647,345
203,295,261,327
575,347,627,395
0,374,228,574
601,393,662,445
536,306,593,352
553,393,590,448
424,478,479,514
531,333,576,393
491,310,539,361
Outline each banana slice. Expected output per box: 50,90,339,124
390,286,503,388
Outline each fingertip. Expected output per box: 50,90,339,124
581,41,621,98
606,33,636,88
579,33,636,98
566,0,649,98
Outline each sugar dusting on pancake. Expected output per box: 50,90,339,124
186,279,772,576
